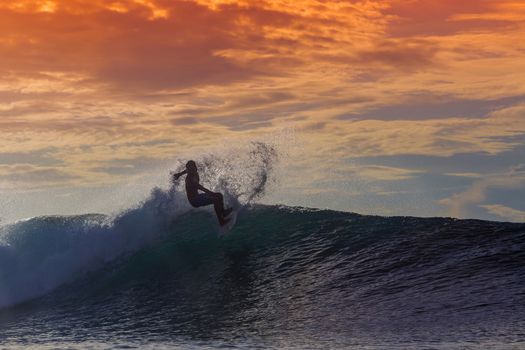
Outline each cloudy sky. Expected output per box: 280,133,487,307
1,0,525,222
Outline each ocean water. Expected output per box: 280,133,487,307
1,204,524,349
1,144,524,349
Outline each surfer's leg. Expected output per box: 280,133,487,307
192,193,229,224
190,193,214,208
215,193,233,217
214,202,230,225
212,193,231,225
212,193,224,215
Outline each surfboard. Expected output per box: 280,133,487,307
218,210,237,236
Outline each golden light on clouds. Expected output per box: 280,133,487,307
1,0,525,220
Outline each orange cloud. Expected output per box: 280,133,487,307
385,0,519,37
1,0,524,199
2,0,522,95
0,1,260,90
0,0,391,92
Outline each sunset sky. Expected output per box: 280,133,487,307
1,0,525,222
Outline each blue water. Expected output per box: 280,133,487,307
1,144,524,348
1,204,524,349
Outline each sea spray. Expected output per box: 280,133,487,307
0,142,279,309
172,141,279,206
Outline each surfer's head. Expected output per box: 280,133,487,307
185,160,197,173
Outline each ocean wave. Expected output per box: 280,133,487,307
0,142,279,309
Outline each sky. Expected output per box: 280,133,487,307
1,0,525,223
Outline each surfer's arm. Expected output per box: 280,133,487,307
172,170,187,180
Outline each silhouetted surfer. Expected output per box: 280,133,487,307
173,160,233,226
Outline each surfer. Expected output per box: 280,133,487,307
172,160,233,226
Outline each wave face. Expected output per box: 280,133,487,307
1,205,524,349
